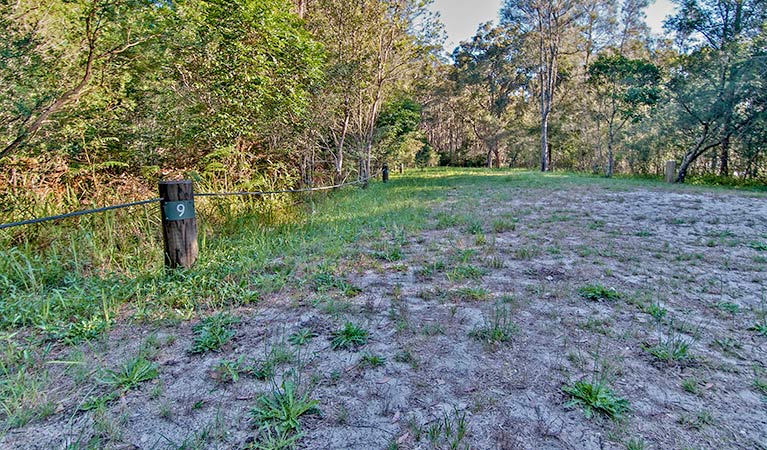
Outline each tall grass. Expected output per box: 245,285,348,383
2,167,758,344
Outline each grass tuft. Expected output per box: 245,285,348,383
250,380,319,433
470,304,516,345
191,313,239,354
288,328,318,346
330,322,369,350
644,326,693,363
101,357,159,392
578,284,620,301
563,380,630,420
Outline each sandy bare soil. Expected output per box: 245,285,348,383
4,173,767,450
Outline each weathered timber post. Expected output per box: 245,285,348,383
159,180,198,269
382,163,389,183
665,160,677,183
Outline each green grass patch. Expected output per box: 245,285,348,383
251,379,319,433
563,380,630,420
470,304,516,345
191,313,239,354
330,322,369,350
578,284,621,301
447,264,487,282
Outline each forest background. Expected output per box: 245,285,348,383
1,0,766,226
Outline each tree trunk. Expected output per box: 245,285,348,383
719,135,730,177
1,44,96,160
541,113,550,172
335,112,350,184
676,152,695,183
547,141,552,171
606,142,614,178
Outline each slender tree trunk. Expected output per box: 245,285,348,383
607,142,614,178
676,151,695,183
541,112,550,172
606,118,615,177
335,111,350,184
719,135,730,176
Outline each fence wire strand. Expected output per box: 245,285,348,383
0,198,163,230
0,176,371,230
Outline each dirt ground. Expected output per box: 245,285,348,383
4,173,767,449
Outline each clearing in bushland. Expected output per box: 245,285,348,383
1,169,766,449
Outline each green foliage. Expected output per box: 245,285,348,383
447,264,487,282
578,284,621,301
330,322,369,350
715,301,740,314
101,357,158,392
750,319,767,336
644,328,693,363
421,407,469,449
682,377,702,395
250,380,319,433
625,438,647,450
451,287,489,301
588,54,662,119
214,358,244,384
313,272,361,297
81,356,158,411
288,329,317,346
191,314,239,354
643,302,668,321
754,366,767,396
359,353,386,368
563,380,630,420
249,424,303,450
470,304,516,345
378,97,425,169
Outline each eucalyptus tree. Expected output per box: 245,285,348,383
588,54,661,176
0,0,169,161
501,0,585,171
307,0,439,182
452,23,529,167
666,0,767,181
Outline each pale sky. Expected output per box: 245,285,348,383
429,0,678,51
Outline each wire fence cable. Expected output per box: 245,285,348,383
0,198,163,230
0,177,369,230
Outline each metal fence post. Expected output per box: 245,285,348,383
159,180,198,269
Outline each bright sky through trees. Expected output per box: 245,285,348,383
430,0,677,50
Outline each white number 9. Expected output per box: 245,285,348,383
176,204,186,217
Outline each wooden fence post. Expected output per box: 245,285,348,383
382,163,389,183
665,160,677,183
159,180,198,269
